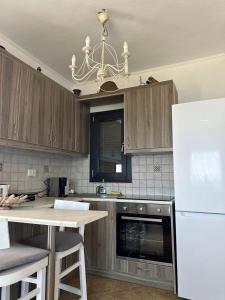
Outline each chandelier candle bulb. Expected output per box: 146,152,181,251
72,54,76,68
85,36,91,48
123,41,128,53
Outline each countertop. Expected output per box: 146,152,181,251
0,206,108,227
20,194,174,208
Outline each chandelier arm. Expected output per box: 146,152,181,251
107,67,122,84
106,64,125,74
86,55,102,66
86,43,104,66
104,42,120,67
72,63,100,81
75,57,88,76
85,54,92,69
72,70,95,81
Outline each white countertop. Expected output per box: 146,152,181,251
20,195,174,208
0,207,108,228
81,196,174,205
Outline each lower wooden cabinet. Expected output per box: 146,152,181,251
85,201,116,272
114,258,173,287
85,201,174,290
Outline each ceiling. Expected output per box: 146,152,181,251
0,0,224,82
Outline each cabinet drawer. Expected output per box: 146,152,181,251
115,258,173,283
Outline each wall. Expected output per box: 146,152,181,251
0,35,224,197
70,154,174,196
0,146,174,197
1,30,224,103
0,146,71,194
77,53,225,103
0,32,73,91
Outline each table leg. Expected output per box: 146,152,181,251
47,225,56,300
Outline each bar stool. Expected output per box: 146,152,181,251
0,219,49,300
22,200,90,300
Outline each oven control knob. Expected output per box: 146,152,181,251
156,208,161,213
139,207,144,212
123,206,128,211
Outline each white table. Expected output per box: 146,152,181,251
0,207,108,300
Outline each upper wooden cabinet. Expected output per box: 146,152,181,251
0,49,89,155
124,81,177,153
78,80,177,155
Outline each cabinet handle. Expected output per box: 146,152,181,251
126,138,130,148
48,134,52,143
121,142,124,153
137,266,152,271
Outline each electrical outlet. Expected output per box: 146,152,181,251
0,162,3,172
27,169,36,177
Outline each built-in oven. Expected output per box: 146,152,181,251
116,202,173,265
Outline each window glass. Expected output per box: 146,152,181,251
99,119,122,173
90,109,132,182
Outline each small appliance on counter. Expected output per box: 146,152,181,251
46,177,69,197
0,184,10,197
96,180,107,196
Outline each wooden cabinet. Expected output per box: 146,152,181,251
0,51,31,142
124,81,177,154
72,99,89,154
85,201,116,272
84,200,174,290
115,258,173,289
0,49,89,155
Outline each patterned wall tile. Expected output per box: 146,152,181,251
70,153,174,196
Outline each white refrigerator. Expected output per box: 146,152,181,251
172,98,225,300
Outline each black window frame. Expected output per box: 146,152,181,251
90,109,132,183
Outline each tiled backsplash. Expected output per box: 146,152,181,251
70,153,174,196
0,147,71,193
0,146,174,197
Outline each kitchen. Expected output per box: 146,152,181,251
0,1,225,300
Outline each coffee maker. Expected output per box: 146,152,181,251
46,177,69,197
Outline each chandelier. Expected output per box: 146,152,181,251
69,9,130,87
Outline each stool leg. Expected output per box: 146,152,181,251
37,266,46,300
21,281,29,296
79,244,87,300
1,286,10,300
54,259,61,300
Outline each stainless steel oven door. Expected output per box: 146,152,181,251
116,213,172,264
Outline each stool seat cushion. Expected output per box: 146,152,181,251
0,243,49,272
24,231,83,252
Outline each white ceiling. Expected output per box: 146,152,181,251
0,0,224,82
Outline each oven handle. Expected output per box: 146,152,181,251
121,216,162,223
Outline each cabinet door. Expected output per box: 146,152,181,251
0,52,31,142
25,70,49,145
85,201,115,272
124,83,176,153
72,101,89,154
37,78,53,147
61,91,74,151
50,82,62,149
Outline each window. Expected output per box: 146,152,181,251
90,109,132,182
